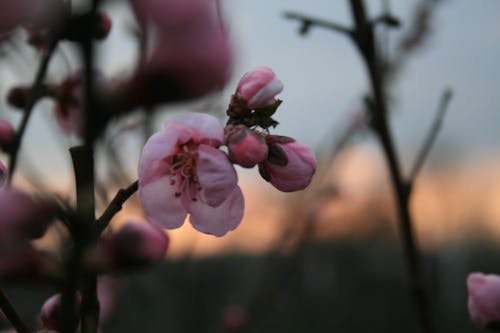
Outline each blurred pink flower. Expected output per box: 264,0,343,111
259,135,316,192
236,67,283,109
98,221,168,269
0,119,14,150
0,161,7,188
54,70,106,137
226,125,267,168
126,0,232,106
467,272,500,329
139,113,244,237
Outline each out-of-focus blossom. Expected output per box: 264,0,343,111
259,135,316,192
139,113,244,237
0,161,7,188
54,70,107,137
467,272,500,329
91,221,168,269
0,120,14,151
226,125,267,168
40,293,81,331
236,67,283,109
221,304,248,331
0,189,58,239
0,0,30,35
124,0,232,107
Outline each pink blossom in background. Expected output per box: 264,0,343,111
236,67,283,109
467,272,500,329
139,113,244,237
0,161,7,188
226,125,267,168
127,0,232,105
40,293,82,331
0,119,14,150
54,70,106,137
259,135,316,192
99,221,168,268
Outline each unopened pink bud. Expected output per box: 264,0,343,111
40,293,81,331
0,161,7,188
102,222,168,269
96,13,112,39
236,67,283,109
467,273,500,329
226,125,267,168
0,120,14,150
259,136,316,192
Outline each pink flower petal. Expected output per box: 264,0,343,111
189,186,244,237
467,273,500,327
139,175,187,229
138,128,190,184
164,112,224,147
196,144,237,207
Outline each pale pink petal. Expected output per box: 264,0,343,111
189,186,244,237
195,144,237,207
138,128,190,184
139,175,187,229
264,140,316,192
248,77,283,109
164,112,224,147
467,273,500,327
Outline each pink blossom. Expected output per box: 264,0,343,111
0,0,30,35
467,272,500,328
126,0,232,106
139,113,244,237
0,119,14,150
259,135,316,192
226,125,267,168
0,161,7,188
54,70,106,137
98,221,168,268
40,293,81,331
236,67,283,109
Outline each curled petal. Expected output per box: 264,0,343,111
196,145,237,207
164,112,224,147
263,140,316,192
189,186,244,237
139,175,187,229
237,67,283,109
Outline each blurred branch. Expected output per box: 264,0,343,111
283,11,352,36
95,180,139,234
0,290,31,333
7,37,59,181
409,88,453,181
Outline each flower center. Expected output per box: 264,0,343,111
169,140,202,201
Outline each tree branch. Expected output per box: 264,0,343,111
283,11,352,36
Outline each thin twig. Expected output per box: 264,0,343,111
95,180,139,234
7,38,59,181
410,89,453,181
283,11,352,36
0,289,31,333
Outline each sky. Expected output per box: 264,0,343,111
1,0,500,183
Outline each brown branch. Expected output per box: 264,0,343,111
7,37,59,181
283,11,352,36
95,180,139,234
0,289,31,333
410,88,453,181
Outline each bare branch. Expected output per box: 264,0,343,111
283,11,352,36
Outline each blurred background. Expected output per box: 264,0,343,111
1,0,500,332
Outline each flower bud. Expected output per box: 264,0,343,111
0,161,7,188
7,87,31,109
0,120,14,151
467,273,500,329
236,67,283,109
40,293,81,331
94,222,168,270
0,190,58,239
259,135,316,192
226,125,267,168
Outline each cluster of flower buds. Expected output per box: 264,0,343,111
225,67,317,192
137,67,316,237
